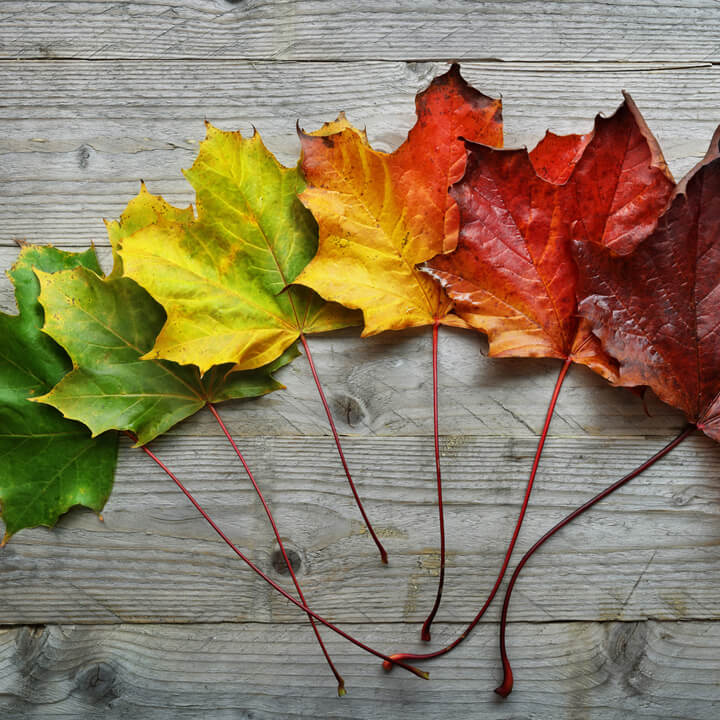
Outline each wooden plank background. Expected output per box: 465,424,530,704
1,2,719,717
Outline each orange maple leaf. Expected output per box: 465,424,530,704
294,63,503,642
294,64,503,334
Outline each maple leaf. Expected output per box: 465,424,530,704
34,189,299,446
293,64,503,640
118,126,360,374
493,126,713,698
424,93,674,375
118,136,398,564
0,245,118,543
575,127,720,441
294,63,503,334
380,93,676,667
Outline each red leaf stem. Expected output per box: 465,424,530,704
421,319,445,641
207,402,345,695
299,332,388,564
494,423,695,697
386,355,572,665
126,432,428,680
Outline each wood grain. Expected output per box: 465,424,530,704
1,434,717,625
1,1,719,63
1,60,718,251
2,1,720,716
1,622,718,718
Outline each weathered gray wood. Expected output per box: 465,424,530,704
1,434,717,624
1,1,720,63
1,622,718,718
2,60,719,251
3,2,720,716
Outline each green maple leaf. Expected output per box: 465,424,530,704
34,188,298,446
118,124,360,374
0,245,118,543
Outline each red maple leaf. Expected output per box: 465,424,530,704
575,126,720,441
493,127,718,698
387,94,675,676
425,93,674,370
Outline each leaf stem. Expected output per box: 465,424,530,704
386,356,572,663
299,332,388,564
421,319,445,641
207,403,345,696
494,423,695,697
126,432,427,680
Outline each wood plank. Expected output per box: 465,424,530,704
2,3,718,717
0,435,717,624
1,621,718,718
1,1,720,63
1,60,717,249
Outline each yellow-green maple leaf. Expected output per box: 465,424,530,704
119,124,360,374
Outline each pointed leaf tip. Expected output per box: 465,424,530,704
673,124,720,197
711,124,720,155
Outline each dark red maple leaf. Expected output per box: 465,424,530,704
425,93,674,369
575,126,720,441
494,125,720,700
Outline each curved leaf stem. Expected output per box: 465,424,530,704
127,432,427,680
207,403,345,696
421,319,445,641
387,355,572,663
299,332,388,564
494,423,696,697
